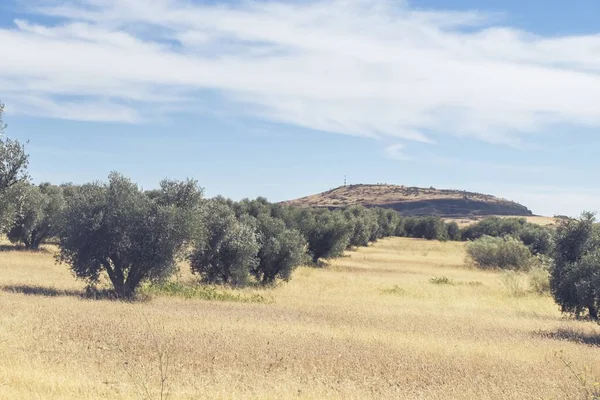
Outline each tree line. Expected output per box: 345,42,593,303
2,172,466,296
1,102,599,321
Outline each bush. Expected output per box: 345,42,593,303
190,201,259,286
519,225,554,256
550,212,600,320
251,215,307,284
466,235,535,271
461,217,527,241
57,173,199,298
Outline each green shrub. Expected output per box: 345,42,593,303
519,225,554,256
461,217,526,241
466,235,534,271
460,217,554,256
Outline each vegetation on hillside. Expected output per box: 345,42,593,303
282,183,533,217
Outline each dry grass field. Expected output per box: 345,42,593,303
1,238,600,399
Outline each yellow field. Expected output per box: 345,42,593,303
1,238,599,399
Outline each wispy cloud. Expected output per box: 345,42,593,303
2,0,600,145
384,143,410,160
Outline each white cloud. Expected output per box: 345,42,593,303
384,143,410,160
1,0,600,143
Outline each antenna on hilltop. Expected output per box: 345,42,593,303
344,174,347,186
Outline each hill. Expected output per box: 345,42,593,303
281,184,533,217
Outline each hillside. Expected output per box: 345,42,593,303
282,184,533,217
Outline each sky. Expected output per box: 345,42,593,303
1,0,599,217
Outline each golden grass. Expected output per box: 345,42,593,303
1,238,599,399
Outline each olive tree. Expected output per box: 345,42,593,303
0,104,28,190
8,183,65,249
344,206,378,247
375,208,400,239
297,209,352,263
57,173,200,298
189,201,259,286
550,212,600,320
446,221,462,241
146,178,203,209
0,103,29,232
251,214,307,284
404,216,448,240
519,225,554,256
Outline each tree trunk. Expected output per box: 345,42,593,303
124,268,144,298
30,230,42,250
588,304,598,320
102,259,128,298
23,235,31,250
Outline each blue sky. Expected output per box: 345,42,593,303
1,0,599,216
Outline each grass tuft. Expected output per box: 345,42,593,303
381,285,406,295
140,281,273,303
429,276,454,285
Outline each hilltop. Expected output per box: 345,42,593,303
282,184,533,217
